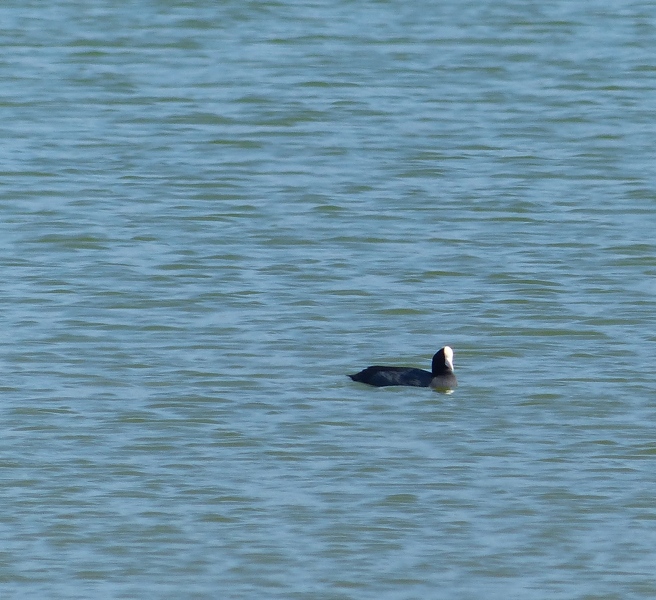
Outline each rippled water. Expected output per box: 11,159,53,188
2,1,656,598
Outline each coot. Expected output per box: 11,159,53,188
349,346,457,390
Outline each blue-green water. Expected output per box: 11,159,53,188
2,1,656,598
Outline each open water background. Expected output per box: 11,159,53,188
2,1,656,598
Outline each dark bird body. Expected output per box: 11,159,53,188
349,346,457,390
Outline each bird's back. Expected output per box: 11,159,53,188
349,366,432,387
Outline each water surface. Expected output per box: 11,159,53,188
2,1,656,598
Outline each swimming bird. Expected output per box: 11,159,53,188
348,346,457,390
